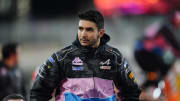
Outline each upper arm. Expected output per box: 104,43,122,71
113,49,141,101
30,53,64,100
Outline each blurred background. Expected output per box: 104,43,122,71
0,0,180,100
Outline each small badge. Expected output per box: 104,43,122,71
129,72,136,83
129,72,134,79
72,66,84,71
100,59,111,65
100,59,111,70
72,57,83,65
100,66,111,70
49,56,55,63
123,60,128,68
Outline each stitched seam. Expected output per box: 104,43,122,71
56,48,78,62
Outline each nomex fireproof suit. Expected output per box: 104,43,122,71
30,33,141,101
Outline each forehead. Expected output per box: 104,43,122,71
79,20,97,28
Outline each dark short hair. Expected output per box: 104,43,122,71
2,43,18,60
78,10,104,29
3,94,25,101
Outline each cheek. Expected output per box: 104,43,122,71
92,32,99,39
87,34,95,39
78,32,81,38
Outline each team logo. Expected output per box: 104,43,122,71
72,57,83,65
72,57,84,71
100,59,111,65
100,59,111,70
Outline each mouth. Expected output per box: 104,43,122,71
81,39,89,43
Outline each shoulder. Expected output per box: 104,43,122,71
54,45,78,61
104,45,122,57
104,44,124,64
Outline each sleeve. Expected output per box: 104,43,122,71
30,53,64,101
114,55,141,101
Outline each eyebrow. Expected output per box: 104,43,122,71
79,26,83,29
79,26,94,29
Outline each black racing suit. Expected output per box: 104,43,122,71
30,34,141,101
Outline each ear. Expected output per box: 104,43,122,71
99,29,105,38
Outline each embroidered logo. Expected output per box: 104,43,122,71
100,59,111,65
72,66,84,71
49,56,55,63
72,57,84,71
72,57,83,66
100,59,111,70
100,66,111,70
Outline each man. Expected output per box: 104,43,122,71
3,94,25,101
0,43,26,100
30,10,141,101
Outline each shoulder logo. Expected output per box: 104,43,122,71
48,56,55,63
72,66,84,71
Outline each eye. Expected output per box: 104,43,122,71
78,27,83,31
86,28,94,32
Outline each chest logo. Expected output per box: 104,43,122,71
72,57,83,66
100,59,111,70
72,57,84,71
100,66,111,70
100,59,111,65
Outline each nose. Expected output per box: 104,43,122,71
82,30,87,37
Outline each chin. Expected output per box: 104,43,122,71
80,43,89,46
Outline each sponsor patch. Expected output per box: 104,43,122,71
72,57,83,66
49,56,55,63
48,65,52,69
72,66,84,71
100,66,111,70
129,72,134,79
100,59,111,66
100,59,111,70
129,72,136,83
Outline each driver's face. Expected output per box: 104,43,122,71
78,20,100,47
